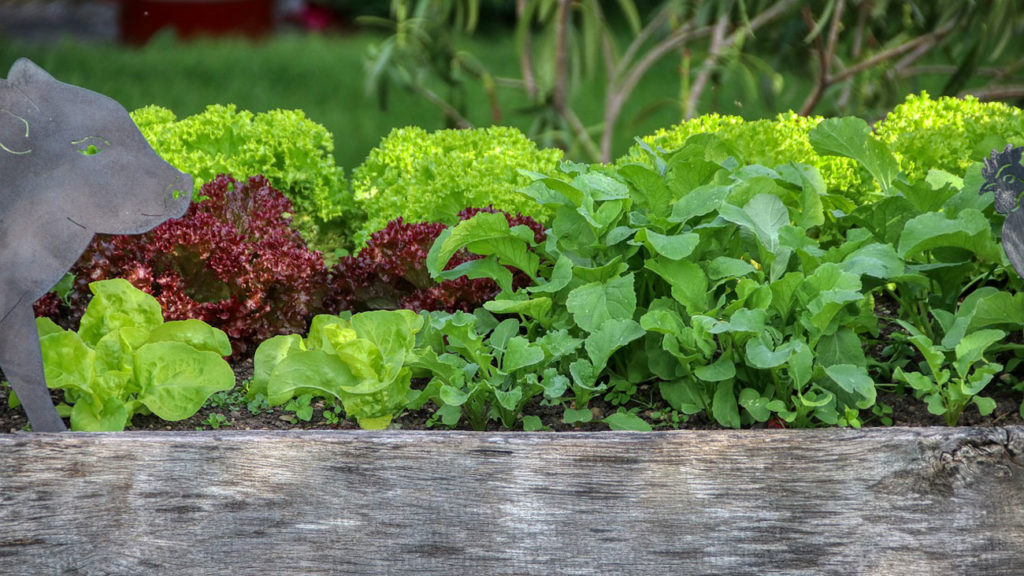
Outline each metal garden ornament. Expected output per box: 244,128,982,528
0,58,192,432
982,144,1024,280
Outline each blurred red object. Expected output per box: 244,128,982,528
120,0,274,45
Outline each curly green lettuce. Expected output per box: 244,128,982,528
622,111,867,202
131,104,354,247
875,92,1024,182
351,126,563,245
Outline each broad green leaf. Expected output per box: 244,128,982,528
584,319,646,372
695,356,736,382
503,336,545,373
815,328,867,367
574,171,631,200
484,297,552,321
134,341,235,420
824,364,876,409
968,291,1024,330
564,407,594,424
738,388,772,422
953,329,1006,379
808,117,899,193
897,209,1000,262
775,163,826,229
252,334,305,398
528,255,573,294
146,319,232,357
658,379,706,414
718,194,790,253
428,212,539,278
79,278,163,346
839,243,905,279
745,337,791,369
350,310,423,377
494,387,523,412
669,184,730,225
974,396,997,416
521,415,546,431
565,274,637,333
789,340,814,388
619,163,671,218
602,411,653,431
439,383,471,407
436,257,515,294
708,257,757,280
637,229,700,260
644,258,708,314
39,329,96,401
265,348,350,406
535,329,584,360
713,380,741,429
69,396,129,432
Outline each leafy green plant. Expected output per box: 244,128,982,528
409,310,578,430
34,279,235,431
131,104,355,247
251,310,424,429
351,126,562,244
427,139,885,428
623,112,867,204
875,92,1024,183
201,413,229,430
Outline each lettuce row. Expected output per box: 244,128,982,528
351,126,563,246
131,104,354,246
34,279,234,431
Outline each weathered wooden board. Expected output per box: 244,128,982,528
0,427,1022,575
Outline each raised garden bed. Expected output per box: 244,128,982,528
0,427,1022,574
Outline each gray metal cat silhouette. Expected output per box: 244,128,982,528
981,144,1024,279
0,58,191,432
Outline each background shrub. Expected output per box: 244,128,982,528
350,126,562,245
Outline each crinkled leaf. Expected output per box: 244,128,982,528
134,341,235,420
79,278,164,346
146,319,232,357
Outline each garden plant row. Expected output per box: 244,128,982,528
17,92,1024,432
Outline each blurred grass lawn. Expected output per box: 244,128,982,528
0,30,787,171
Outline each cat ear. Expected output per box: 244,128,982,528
6,58,56,86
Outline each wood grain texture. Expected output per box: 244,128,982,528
0,427,1022,575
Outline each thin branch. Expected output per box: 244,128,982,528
965,85,1024,101
553,0,572,116
800,6,830,116
415,85,474,129
830,18,957,84
616,5,673,82
685,12,730,119
516,0,537,100
564,107,602,161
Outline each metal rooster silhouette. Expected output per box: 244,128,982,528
981,144,1024,279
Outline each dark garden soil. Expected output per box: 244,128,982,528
1,354,1022,433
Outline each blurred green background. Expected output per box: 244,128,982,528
2,0,1022,171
